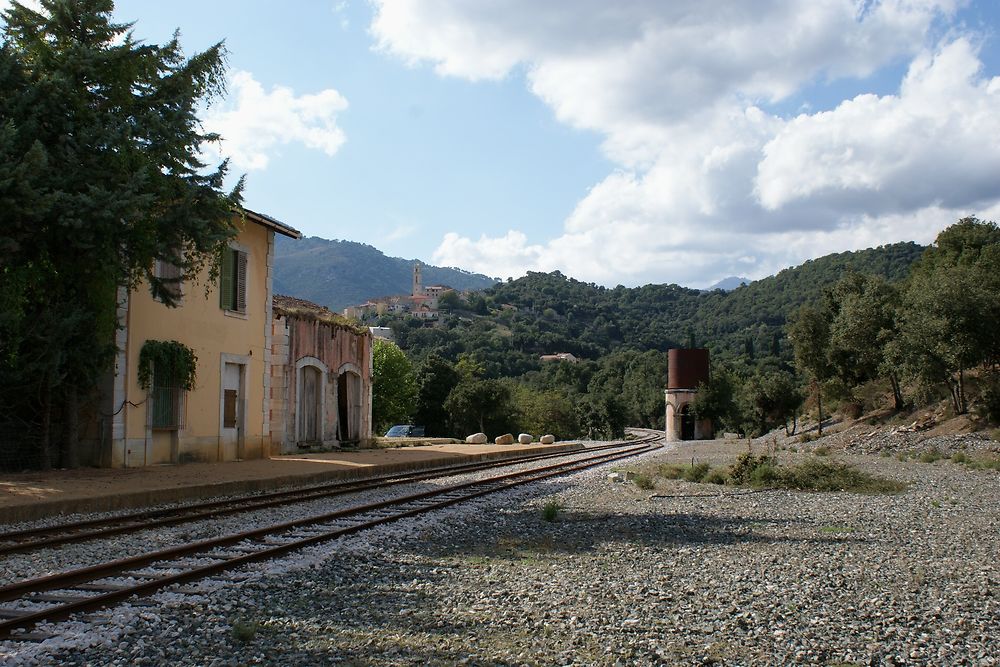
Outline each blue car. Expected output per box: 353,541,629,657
384,424,426,437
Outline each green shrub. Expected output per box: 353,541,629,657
974,377,1000,425
951,451,968,464
918,448,943,464
728,453,776,485
541,500,562,522
799,432,816,444
772,458,907,494
703,469,729,485
633,474,655,490
683,462,711,483
966,454,1000,471
748,462,782,486
726,455,906,494
841,401,863,420
657,464,684,479
813,445,830,456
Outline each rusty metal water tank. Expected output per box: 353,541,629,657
667,348,710,390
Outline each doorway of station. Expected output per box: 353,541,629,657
337,371,361,445
298,365,322,445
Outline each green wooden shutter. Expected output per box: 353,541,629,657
220,248,234,310
236,250,247,313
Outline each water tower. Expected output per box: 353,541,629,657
665,348,713,441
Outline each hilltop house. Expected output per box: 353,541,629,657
342,263,454,322
92,209,301,468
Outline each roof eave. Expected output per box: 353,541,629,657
242,207,302,239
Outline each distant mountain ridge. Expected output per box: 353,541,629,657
384,241,928,377
273,236,499,312
707,276,752,291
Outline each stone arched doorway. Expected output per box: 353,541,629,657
336,367,362,444
295,357,328,447
680,404,696,441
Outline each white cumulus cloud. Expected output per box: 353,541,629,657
372,0,1000,287
202,71,348,171
756,38,1000,214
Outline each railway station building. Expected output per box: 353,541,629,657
89,209,301,468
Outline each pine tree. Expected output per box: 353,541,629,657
0,0,242,468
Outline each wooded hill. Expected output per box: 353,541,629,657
273,235,498,311
384,241,925,376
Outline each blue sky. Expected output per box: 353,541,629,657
112,0,612,266
7,1,1000,288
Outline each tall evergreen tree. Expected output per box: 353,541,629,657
0,0,242,468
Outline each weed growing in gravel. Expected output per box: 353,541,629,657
919,448,943,463
541,500,562,522
951,451,968,464
231,620,259,643
813,445,831,456
633,473,655,490
965,454,1000,471
819,524,854,534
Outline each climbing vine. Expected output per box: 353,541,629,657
138,340,198,391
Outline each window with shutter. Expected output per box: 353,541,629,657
219,247,235,311
150,360,180,429
219,247,248,313
236,250,247,313
155,259,183,302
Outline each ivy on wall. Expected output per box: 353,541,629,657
138,340,198,391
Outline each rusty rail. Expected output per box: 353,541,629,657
0,432,661,640
0,440,638,556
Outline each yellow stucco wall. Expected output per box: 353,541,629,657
115,219,272,466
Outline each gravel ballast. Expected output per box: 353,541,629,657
2,434,998,666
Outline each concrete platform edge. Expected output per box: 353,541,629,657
0,443,584,525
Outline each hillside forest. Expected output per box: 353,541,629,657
366,220,1000,440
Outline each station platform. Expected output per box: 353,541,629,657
0,441,582,525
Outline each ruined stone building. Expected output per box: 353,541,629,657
269,295,373,452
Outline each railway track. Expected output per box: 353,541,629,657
0,432,661,640
0,438,646,556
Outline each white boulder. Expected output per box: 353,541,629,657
465,432,488,444
539,434,556,445
494,433,515,445
517,433,533,445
